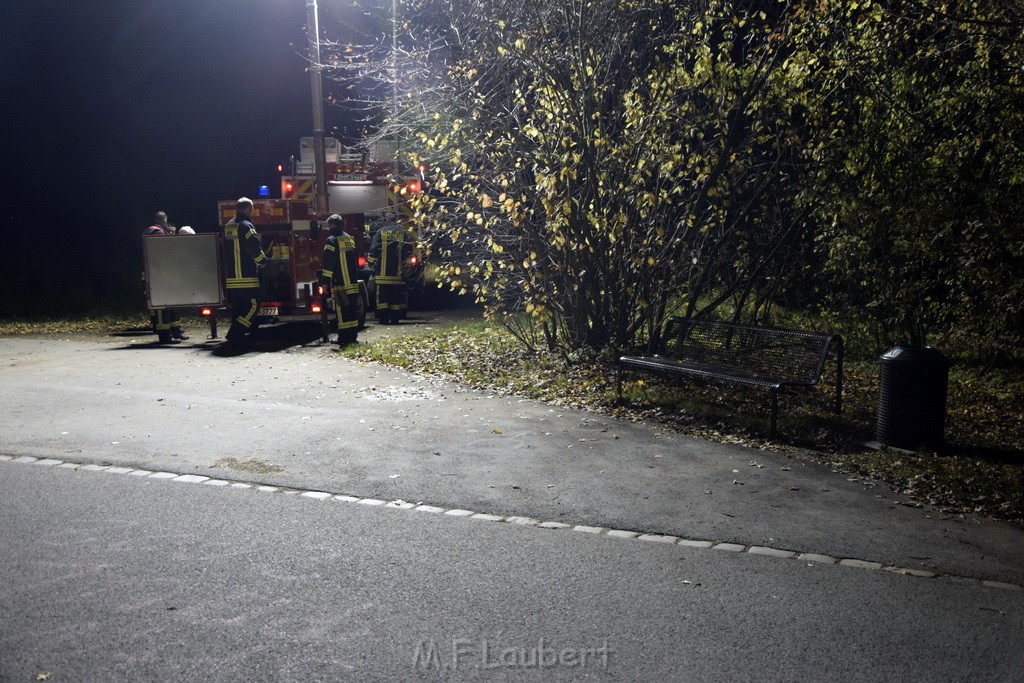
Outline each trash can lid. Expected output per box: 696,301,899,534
880,345,951,366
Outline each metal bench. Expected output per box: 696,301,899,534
617,317,843,435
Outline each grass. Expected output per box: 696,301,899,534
0,312,158,335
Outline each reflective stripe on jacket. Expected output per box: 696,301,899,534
223,217,266,290
323,233,360,295
369,226,411,286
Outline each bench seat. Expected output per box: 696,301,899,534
617,317,843,435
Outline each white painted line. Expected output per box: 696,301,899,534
798,553,837,564
639,534,679,544
886,567,938,578
749,546,798,559
471,513,505,522
5,456,1021,592
839,559,884,571
173,475,210,484
713,543,746,552
607,530,640,539
506,516,539,526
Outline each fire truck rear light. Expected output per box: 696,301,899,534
409,254,419,266
311,305,322,314
201,307,213,317
358,256,367,268
317,285,325,296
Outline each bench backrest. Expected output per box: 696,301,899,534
660,317,837,385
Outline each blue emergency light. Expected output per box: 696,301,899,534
258,185,270,197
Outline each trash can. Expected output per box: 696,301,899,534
876,346,951,450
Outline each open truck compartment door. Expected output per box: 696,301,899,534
142,233,223,309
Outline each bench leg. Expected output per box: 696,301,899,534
835,340,844,416
616,366,624,401
770,389,779,437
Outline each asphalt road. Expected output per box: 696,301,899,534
3,461,1023,682
2,320,1024,680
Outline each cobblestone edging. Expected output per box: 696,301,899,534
4,454,1022,592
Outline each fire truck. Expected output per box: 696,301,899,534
215,196,357,329
275,137,425,321
142,137,422,342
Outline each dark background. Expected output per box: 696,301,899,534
1,1,353,315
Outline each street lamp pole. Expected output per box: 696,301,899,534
391,0,400,219
306,0,329,213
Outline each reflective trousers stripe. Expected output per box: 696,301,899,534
234,299,257,328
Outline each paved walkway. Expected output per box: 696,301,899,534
2,332,1023,588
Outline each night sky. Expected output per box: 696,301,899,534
2,1,355,314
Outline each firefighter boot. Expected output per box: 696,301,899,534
171,327,190,341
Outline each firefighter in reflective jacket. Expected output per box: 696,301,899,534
322,214,360,346
223,197,267,347
368,216,412,324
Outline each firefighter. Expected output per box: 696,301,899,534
222,197,267,349
141,211,188,343
368,214,412,325
322,214,360,346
